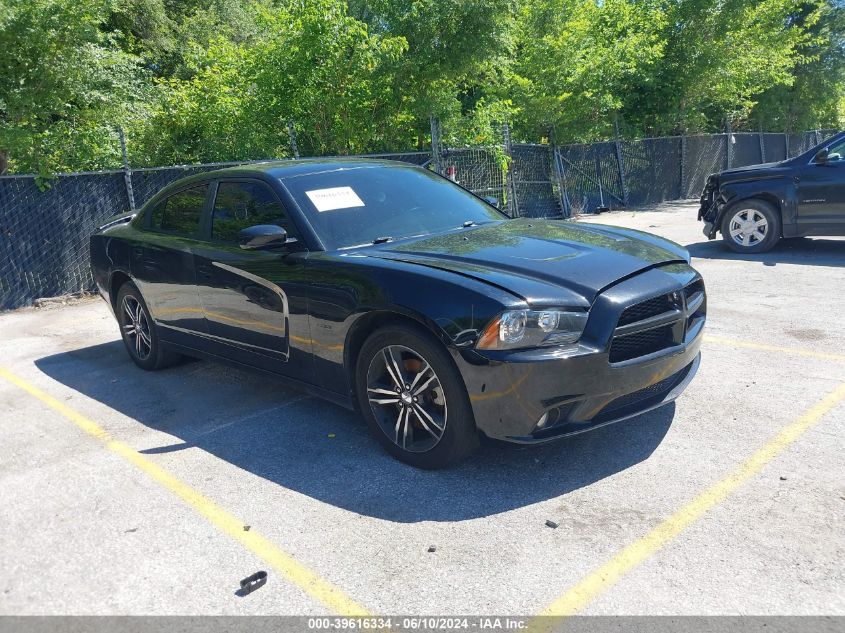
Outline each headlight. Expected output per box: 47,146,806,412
477,309,588,350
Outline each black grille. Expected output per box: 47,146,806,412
609,280,705,363
609,325,675,363
617,293,675,326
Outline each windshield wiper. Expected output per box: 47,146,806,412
371,236,393,244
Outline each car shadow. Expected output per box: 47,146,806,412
686,237,845,267
35,341,675,523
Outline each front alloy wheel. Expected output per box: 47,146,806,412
720,199,780,253
727,208,768,248
366,345,447,453
356,324,479,469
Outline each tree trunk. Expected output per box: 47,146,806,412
0,150,8,176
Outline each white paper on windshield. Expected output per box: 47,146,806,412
305,186,365,212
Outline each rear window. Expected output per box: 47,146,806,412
149,185,208,237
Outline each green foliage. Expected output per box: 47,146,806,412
132,0,411,163
749,0,845,132
509,0,666,141
631,0,822,135
0,0,152,174
1,0,842,174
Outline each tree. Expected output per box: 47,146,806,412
348,0,515,144
508,0,665,142
0,0,151,174
1,0,842,173
624,0,821,136
749,0,845,132
132,0,410,164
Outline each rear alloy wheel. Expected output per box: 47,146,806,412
116,282,180,370
720,200,780,253
121,294,153,362
356,325,479,469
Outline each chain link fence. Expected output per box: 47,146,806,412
0,128,838,310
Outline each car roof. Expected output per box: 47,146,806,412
194,158,419,182
141,158,429,212
146,158,421,207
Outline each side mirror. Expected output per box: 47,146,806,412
238,224,289,250
483,196,500,209
814,148,829,164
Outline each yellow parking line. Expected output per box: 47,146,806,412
704,334,845,362
0,365,369,616
531,380,845,624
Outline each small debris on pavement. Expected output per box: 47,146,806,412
545,520,559,529
237,571,267,596
243,525,251,531
427,545,436,553
124,528,138,533
779,476,787,481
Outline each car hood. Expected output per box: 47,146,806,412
716,161,790,182
363,218,690,305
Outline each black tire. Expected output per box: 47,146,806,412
355,323,479,469
115,282,181,371
720,199,781,253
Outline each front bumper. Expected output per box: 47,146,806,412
698,176,721,239
455,266,705,443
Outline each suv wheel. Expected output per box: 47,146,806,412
355,324,479,469
720,200,781,253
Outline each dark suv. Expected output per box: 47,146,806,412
699,130,845,253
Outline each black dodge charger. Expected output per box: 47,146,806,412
90,160,705,468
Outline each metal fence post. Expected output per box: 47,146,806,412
430,116,443,174
613,142,628,207
725,119,733,169
116,127,136,212
785,133,790,158
502,122,519,217
758,131,766,163
679,135,686,198
549,128,570,218
612,115,628,206
287,120,300,159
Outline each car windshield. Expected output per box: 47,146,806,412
280,163,506,250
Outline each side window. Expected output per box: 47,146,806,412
148,199,167,229
827,139,844,162
212,181,291,242
151,185,208,236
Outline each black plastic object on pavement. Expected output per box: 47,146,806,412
238,571,267,596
